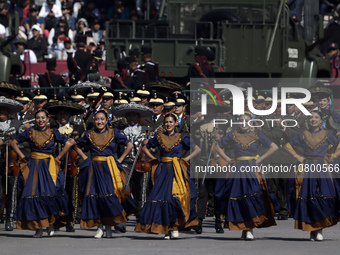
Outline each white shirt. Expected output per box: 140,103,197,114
39,5,62,19
153,114,162,122
59,122,71,129
18,49,38,63
0,24,6,36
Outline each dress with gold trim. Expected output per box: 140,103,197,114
214,130,279,230
135,131,198,235
285,129,340,231
14,127,72,230
77,127,137,229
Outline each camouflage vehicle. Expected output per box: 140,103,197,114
105,0,331,83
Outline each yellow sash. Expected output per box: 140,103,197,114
91,156,129,203
236,155,260,161
30,152,58,185
161,157,187,214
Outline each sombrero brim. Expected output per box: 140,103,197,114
44,102,85,116
0,82,22,94
0,97,24,113
68,81,104,94
113,103,154,118
148,80,183,91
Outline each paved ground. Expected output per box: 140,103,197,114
1,217,340,255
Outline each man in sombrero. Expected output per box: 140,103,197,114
113,102,154,231
0,96,24,231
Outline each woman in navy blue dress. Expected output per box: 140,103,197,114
75,109,137,238
11,109,74,238
214,113,279,240
135,113,201,239
285,111,340,241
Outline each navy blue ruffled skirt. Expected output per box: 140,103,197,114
214,159,278,230
15,155,72,229
135,161,198,234
79,157,137,228
286,159,340,230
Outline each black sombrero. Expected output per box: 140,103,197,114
0,82,22,95
44,101,85,116
148,79,183,92
113,102,154,118
68,81,104,95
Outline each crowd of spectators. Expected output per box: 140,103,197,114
0,0,156,63
287,1,340,56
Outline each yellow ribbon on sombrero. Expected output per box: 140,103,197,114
31,152,59,185
92,156,129,203
161,157,188,214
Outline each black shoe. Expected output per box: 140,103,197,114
216,228,224,233
114,223,126,233
66,225,75,232
224,222,229,229
277,214,288,220
5,221,13,231
194,219,203,234
74,218,80,224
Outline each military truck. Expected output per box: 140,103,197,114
0,7,22,83
105,0,331,83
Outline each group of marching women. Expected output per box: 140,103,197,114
5,103,340,241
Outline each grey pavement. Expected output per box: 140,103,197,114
0,217,340,255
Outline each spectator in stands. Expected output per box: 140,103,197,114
319,4,340,55
73,18,89,42
15,0,32,26
320,0,339,16
0,2,10,29
39,0,62,19
61,2,75,31
72,0,82,19
89,19,104,44
40,0,62,8
288,0,304,23
48,16,73,57
39,0,62,33
57,37,75,60
24,4,46,39
108,1,130,20
85,0,101,20
26,24,48,62
15,37,38,63
76,2,97,28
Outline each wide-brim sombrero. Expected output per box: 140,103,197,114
0,96,24,113
113,102,154,118
44,101,85,116
68,81,104,95
148,80,183,91
0,82,22,95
